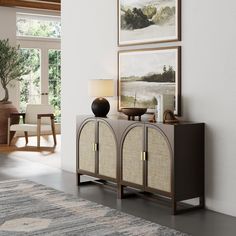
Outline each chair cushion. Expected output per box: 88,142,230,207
10,124,52,132
25,104,54,125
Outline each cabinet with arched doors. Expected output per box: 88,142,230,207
77,117,118,183
121,124,172,194
76,116,205,215
119,121,204,214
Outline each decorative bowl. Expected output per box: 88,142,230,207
121,108,147,121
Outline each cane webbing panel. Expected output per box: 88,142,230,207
79,121,96,173
98,122,117,178
147,128,171,192
122,126,143,185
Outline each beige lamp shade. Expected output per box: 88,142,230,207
88,79,114,97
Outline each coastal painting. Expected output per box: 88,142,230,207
118,0,180,45
118,47,181,114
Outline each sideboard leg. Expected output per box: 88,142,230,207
172,199,177,215
117,185,124,199
200,195,205,209
76,173,81,186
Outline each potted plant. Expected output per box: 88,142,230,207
0,39,30,144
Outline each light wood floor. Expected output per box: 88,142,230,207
0,135,61,169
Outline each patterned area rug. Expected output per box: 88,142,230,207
0,179,189,236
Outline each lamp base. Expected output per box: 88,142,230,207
91,97,110,117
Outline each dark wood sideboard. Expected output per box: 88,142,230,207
76,115,205,214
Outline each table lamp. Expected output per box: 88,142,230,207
88,79,114,117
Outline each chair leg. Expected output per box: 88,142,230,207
51,119,57,146
37,119,41,148
7,131,11,146
7,118,11,146
8,131,16,146
24,132,28,145
37,132,40,148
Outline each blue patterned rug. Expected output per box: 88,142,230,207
0,179,189,235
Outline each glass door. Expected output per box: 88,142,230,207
48,49,61,123
17,12,61,123
20,48,41,112
19,47,61,123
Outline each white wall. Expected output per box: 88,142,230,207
61,0,117,171
182,0,236,216
61,0,236,216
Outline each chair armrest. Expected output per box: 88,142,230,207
37,113,55,120
9,113,26,118
9,113,26,124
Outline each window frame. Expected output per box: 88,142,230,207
16,12,61,39
17,12,61,123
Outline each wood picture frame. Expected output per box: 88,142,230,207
118,46,181,116
118,0,181,46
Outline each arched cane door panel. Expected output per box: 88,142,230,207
122,126,143,185
98,121,117,179
147,127,171,193
79,121,96,173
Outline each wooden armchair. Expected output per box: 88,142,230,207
8,104,57,147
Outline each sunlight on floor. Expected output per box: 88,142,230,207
0,135,61,169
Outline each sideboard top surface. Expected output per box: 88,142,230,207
76,115,204,126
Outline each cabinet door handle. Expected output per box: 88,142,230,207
141,151,147,161
143,151,147,161
93,143,98,152
94,143,98,151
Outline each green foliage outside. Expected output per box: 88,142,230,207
121,5,175,30
49,50,61,123
20,49,40,112
20,49,61,123
17,18,61,38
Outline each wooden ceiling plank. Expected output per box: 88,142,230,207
28,0,60,4
0,0,60,11
39,0,60,3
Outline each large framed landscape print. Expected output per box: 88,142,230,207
118,46,181,115
118,0,181,46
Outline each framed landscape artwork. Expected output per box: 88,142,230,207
118,46,181,115
118,0,181,46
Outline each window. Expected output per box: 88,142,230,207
20,48,41,112
49,49,61,123
17,13,61,39
17,13,61,123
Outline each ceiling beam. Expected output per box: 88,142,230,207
33,0,60,3
0,0,60,11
